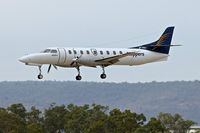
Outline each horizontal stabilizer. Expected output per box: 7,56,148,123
148,44,182,47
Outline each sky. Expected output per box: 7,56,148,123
0,0,199,83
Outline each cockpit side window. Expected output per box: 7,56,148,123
43,49,51,53
51,49,57,53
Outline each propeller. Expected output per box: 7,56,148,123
47,64,58,73
70,56,80,66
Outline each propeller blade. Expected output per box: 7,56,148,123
53,65,58,70
47,64,51,73
70,61,75,66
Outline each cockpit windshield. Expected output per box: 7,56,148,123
42,49,51,53
41,49,58,53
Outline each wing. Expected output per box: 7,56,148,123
95,52,137,66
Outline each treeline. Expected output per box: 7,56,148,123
0,103,196,133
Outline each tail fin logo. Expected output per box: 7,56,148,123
152,33,171,50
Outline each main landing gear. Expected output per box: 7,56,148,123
74,66,107,81
100,66,106,79
75,66,82,81
37,66,43,79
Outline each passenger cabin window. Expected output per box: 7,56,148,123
100,51,103,55
80,50,84,54
68,50,72,54
51,50,57,53
73,50,77,54
93,50,97,55
113,51,116,55
86,50,90,54
106,51,110,55
119,51,123,54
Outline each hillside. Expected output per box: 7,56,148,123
0,81,200,123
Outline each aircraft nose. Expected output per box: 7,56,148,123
18,56,30,63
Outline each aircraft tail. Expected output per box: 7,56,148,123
132,27,175,54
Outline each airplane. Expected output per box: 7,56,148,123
19,27,178,80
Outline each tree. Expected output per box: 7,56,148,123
44,104,67,133
64,104,90,133
145,117,167,133
158,112,196,133
0,108,25,133
26,123,44,133
133,127,148,133
26,106,44,133
105,109,146,133
7,103,26,120
64,104,109,133
85,104,109,133
26,106,43,124
7,104,27,133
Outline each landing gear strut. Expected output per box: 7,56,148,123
75,66,82,80
100,66,107,79
37,66,43,79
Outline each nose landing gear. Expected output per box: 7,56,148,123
37,66,43,79
38,74,43,79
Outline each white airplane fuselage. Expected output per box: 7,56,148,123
19,47,168,67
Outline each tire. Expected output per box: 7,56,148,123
100,74,106,79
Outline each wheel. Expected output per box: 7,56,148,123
76,75,82,80
37,74,43,79
100,73,106,79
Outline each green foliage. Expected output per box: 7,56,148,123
7,103,26,120
44,104,67,133
0,108,25,133
196,129,200,133
145,117,167,133
158,112,196,133
105,109,146,133
64,104,102,133
26,106,44,133
26,123,43,133
83,104,109,133
26,106,43,124
0,103,197,133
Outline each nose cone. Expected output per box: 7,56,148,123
18,56,30,63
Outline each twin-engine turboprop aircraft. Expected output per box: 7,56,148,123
19,27,177,80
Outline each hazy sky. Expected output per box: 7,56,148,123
0,0,199,82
